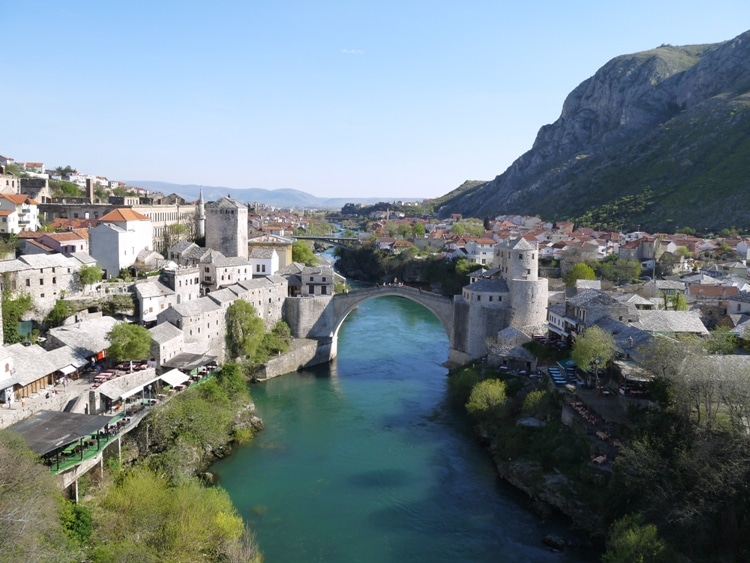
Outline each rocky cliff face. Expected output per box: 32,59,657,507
439,30,750,231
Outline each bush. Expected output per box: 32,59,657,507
466,379,507,420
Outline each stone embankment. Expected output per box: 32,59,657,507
254,338,325,380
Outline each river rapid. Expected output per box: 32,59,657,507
212,295,596,562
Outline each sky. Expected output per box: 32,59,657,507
2,2,749,200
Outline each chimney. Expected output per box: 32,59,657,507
86,178,94,203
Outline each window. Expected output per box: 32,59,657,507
52,277,56,284
25,279,30,287
39,279,44,286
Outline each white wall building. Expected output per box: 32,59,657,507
89,208,153,278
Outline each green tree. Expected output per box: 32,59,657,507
705,326,737,355
226,300,265,360
564,262,596,286
466,379,507,419
0,430,71,561
451,223,466,236
411,222,425,238
671,293,688,311
602,514,669,563
292,241,318,266
78,264,103,286
91,467,256,562
44,300,74,328
571,325,616,388
2,291,33,344
106,323,151,363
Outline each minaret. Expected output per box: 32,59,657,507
197,188,206,239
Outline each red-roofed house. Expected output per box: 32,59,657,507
37,231,89,256
0,194,40,232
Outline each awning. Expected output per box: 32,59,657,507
159,369,190,388
59,365,77,375
8,410,116,456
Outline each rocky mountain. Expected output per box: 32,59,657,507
437,30,750,232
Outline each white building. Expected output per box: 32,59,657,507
89,208,153,278
0,194,40,232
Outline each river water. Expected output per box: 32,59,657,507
212,296,596,562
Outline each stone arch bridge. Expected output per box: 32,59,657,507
331,285,454,339
284,285,466,366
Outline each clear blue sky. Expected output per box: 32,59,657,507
3,2,749,200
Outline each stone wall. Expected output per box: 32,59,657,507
254,338,328,380
283,295,334,338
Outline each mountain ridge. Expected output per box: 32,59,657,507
126,180,420,209
436,30,750,232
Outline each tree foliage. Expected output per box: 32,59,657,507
90,467,258,562
564,262,596,286
44,299,74,328
704,326,737,355
466,378,507,419
2,290,33,344
602,513,669,563
78,264,103,286
106,322,151,362
0,430,72,561
292,240,318,266
571,326,616,379
226,300,265,360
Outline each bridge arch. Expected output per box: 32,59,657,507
330,286,454,342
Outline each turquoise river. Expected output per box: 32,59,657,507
212,295,598,562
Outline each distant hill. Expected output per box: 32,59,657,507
126,181,401,209
436,30,750,233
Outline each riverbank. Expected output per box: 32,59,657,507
449,363,609,551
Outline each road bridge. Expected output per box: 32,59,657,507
295,235,359,248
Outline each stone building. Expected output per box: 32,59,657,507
0,253,82,316
155,296,226,360
205,197,248,259
452,238,549,362
149,321,184,367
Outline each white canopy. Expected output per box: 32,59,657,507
59,365,77,375
159,369,190,388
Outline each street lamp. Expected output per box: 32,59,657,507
594,356,602,391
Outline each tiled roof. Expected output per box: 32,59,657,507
99,208,150,222
149,321,183,343
631,310,708,334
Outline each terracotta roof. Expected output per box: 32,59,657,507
0,194,38,205
50,218,98,230
41,231,85,242
99,208,150,222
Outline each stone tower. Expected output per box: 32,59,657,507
495,237,548,331
205,196,248,259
